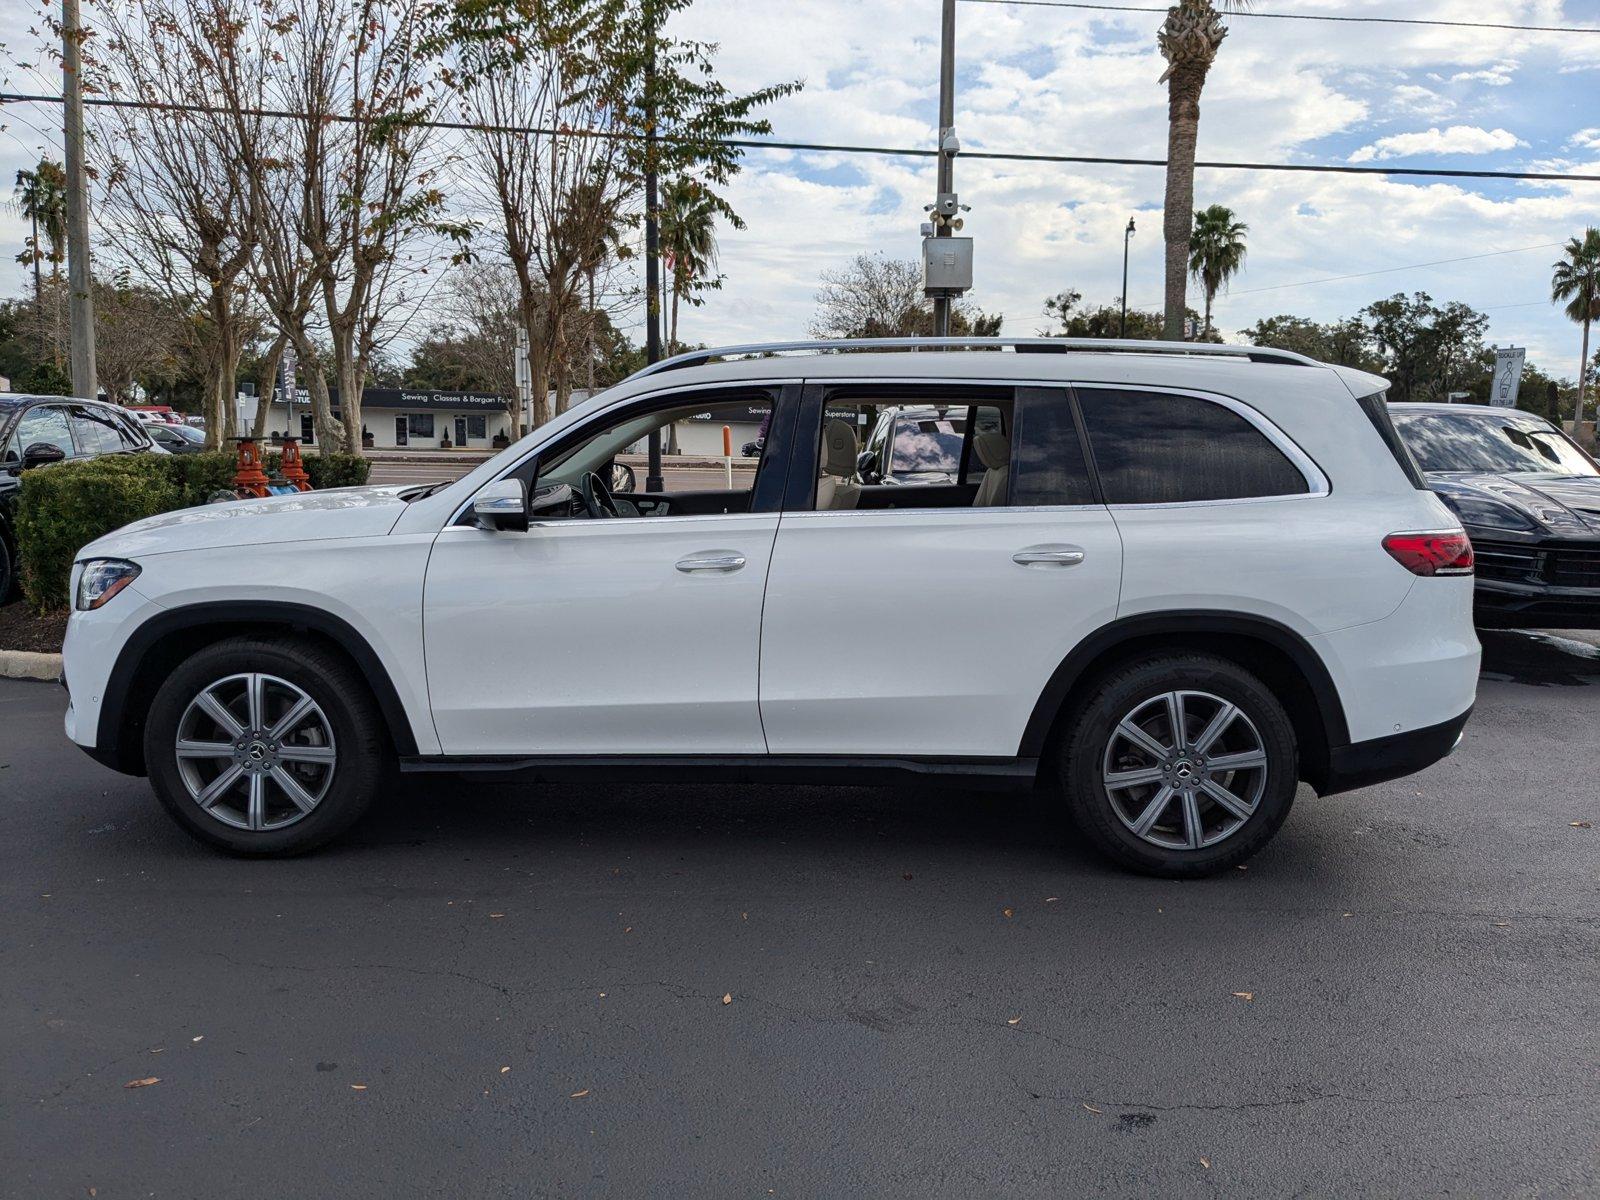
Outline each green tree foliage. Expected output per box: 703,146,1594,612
1551,227,1600,425
1362,292,1490,403
1042,289,1172,340
1244,314,1382,371
660,176,722,348
1188,204,1247,337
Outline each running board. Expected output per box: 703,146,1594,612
397,754,1041,792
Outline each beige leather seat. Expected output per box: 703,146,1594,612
816,418,862,510
971,430,1011,506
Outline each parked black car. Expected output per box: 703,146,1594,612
1392,402,1600,628
0,395,157,599
147,421,208,454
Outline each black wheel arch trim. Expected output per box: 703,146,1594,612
1017,610,1351,758
93,600,420,774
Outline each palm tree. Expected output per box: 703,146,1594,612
659,177,721,350
1188,204,1247,338
13,159,68,303
1551,227,1600,431
1158,0,1249,340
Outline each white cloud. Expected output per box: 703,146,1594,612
1569,129,1600,152
1349,125,1527,163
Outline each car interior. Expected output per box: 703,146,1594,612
819,396,1012,510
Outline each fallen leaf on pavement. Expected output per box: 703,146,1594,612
1572,821,1592,828
1045,897,1058,903
124,1077,160,1089
1200,1157,1211,1169
1493,922,1510,927
350,1084,367,1091
1002,908,1014,919
1082,1103,1101,1114
902,874,913,881
192,1036,203,1042
722,993,733,1005
1007,1017,1021,1026
490,912,505,919
571,1089,589,1098
1232,992,1254,1001
500,1067,511,1074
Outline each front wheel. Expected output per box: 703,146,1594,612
143,636,388,855
1060,653,1298,878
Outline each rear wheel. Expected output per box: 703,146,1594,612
143,637,388,855
1060,653,1298,878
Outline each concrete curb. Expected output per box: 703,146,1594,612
0,650,62,681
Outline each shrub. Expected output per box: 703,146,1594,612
17,455,181,612
261,451,370,490
304,452,371,490
160,452,237,507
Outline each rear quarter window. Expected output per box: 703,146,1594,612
1077,388,1310,505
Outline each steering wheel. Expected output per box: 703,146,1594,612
579,470,619,519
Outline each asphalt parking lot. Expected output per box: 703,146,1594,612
3,630,1597,1197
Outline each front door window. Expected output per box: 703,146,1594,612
394,416,408,447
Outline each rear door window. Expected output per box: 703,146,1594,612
1076,388,1310,504
1011,387,1095,506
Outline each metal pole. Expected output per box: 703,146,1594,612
932,0,955,338
642,0,664,494
62,0,96,400
1120,217,1134,339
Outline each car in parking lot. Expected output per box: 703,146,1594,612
60,338,1479,876
147,422,208,454
1,395,158,600
1391,402,1600,628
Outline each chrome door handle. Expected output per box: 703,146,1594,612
1012,545,1086,568
675,552,747,573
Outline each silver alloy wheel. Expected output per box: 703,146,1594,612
1101,689,1268,851
173,673,337,832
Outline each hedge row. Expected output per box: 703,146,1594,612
16,450,374,613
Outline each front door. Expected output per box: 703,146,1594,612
394,416,408,447
758,383,1124,758
455,417,467,445
422,384,798,756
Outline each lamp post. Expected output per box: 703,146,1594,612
1119,217,1136,339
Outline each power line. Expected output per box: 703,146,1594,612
3,91,1599,183
957,0,1600,35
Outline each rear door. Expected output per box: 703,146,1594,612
757,382,1123,758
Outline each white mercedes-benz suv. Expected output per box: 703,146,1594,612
61,339,1480,876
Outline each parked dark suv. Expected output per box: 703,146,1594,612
0,395,157,599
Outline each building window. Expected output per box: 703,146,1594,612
407,413,435,438
466,414,487,440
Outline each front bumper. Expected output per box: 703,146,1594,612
1316,705,1473,796
1471,536,1600,628
1474,577,1600,628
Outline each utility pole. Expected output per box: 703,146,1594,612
642,0,664,493
1119,217,1136,338
62,0,96,400
929,0,958,338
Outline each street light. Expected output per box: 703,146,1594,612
1120,217,1136,339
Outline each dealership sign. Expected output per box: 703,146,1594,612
1490,347,1526,408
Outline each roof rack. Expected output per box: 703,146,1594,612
631,337,1320,378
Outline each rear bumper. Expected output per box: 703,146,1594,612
1315,705,1473,796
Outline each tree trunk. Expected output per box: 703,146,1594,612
1203,288,1213,338
1162,69,1204,341
670,271,680,350
329,324,364,456
1577,316,1593,432
522,294,551,430
586,270,597,395
253,334,288,440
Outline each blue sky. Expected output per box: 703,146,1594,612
2,0,1598,378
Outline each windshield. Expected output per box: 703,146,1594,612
1393,411,1600,477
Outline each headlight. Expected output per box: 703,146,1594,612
1438,494,1536,532
75,559,141,611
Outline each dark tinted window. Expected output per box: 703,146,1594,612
15,405,74,457
1078,388,1309,504
1393,410,1598,476
72,406,144,455
1356,392,1427,488
1012,387,1095,506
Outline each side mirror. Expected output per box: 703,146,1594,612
472,478,529,532
21,442,68,470
856,449,878,480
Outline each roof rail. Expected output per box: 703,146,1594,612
630,337,1321,378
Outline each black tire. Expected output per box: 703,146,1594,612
1060,653,1297,878
0,533,13,603
143,636,388,855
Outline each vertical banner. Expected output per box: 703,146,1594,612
1490,346,1526,408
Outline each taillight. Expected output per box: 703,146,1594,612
1382,530,1474,577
